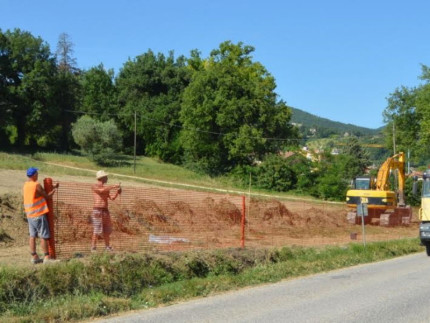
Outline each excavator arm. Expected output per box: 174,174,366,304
375,152,406,206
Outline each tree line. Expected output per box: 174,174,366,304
1,28,375,200
383,65,430,166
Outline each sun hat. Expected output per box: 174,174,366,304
26,167,39,177
96,170,109,179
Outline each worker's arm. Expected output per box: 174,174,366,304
36,182,58,199
92,184,120,194
110,186,122,200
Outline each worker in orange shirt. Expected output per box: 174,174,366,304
23,167,58,264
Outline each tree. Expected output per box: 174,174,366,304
116,50,191,162
80,64,117,121
256,154,297,191
51,70,81,150
342,137,370,179
414,64,430,162
256,152,315,192
0,28,57,148
383,86,420,160
72,115,122,165
56,33,77,73
315,152,351,200
180,41,298,175
52,33,81,150
0,31,12,147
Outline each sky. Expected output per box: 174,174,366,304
2,0,430,129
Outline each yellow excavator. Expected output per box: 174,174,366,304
345,152,412,226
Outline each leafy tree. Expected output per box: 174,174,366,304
257,154,297,191
342,137,370,179
0,31,12,147
72,115,122,165
383,86,420,161
0,28,57,148
404,176,421,207
314,151,351,200
414,64,430,162
180,41,298,175
49,70,81,150
116,50,190,162
288,154,317,193
80,64,117,121
256,152,315,192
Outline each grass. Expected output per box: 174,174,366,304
0,151,326,203
0,239,424,322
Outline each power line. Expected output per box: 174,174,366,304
65,109,382,144
65,109,306,142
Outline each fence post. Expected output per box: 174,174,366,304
241,195,246,248
43,178,56,259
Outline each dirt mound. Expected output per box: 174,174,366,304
250,199,297,225
0,193,27,246
164,201,195,225
302,207,348,228
213,198,241,224
0,193,22,215
132,199,169,223
111,210,141,235
56,203,93,242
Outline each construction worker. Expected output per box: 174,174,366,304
23,167,58,264
91,170,121,252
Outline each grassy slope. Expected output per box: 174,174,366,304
0,151,324,202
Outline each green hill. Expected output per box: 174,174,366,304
290,106,383,138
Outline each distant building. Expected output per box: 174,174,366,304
331,148,340,155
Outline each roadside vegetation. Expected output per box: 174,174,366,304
0,239,423,322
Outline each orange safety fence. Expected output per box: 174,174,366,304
43,178,56,259
49,180,420,259
52,181,245,258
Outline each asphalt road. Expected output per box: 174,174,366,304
97,253,430,323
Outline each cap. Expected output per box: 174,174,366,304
96,170,109,179
27,167,39,177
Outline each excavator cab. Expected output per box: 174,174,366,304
352,176,373,190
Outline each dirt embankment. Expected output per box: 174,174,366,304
0,170,421,266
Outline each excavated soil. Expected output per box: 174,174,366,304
0,170,420,266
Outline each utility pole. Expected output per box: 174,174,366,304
408,149,410,174
392,120,396,155
134,111,137,174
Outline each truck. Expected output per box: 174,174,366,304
418,170,430,255
345,152,412,226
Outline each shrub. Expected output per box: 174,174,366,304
72,115,122,165
256,154,297,191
